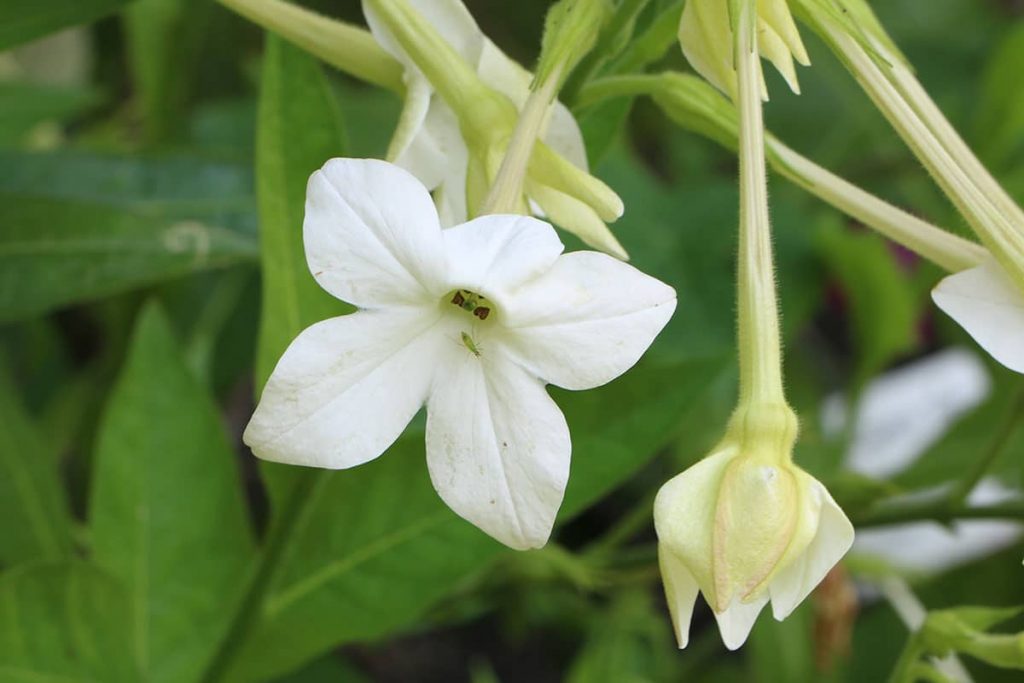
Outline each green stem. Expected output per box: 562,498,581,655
217,0,404,92
946,384,1024,505
767,140,986,273
579,72,988,273
817,17,1024,289
854,499,1024,528
479,68,562,215
888,631,927,683
200,470,324,683
734,0,786,408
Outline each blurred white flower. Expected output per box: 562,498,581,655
932,260,1024,374
244,158,675,550
655,441,854,650
363,0,627,257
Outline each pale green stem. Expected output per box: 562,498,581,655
823,21,1024,288
880,579,974,683
887,55,1024,239
480,68,563,215
735,1,786,409
578,73,988,274
363,0,507,139
768,140,987,273
573,74,664,108
217,0,404,92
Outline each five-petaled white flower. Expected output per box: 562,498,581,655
243,158,676,550
932,260,1024,374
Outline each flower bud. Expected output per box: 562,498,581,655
654,421,853,650
678,0,809,99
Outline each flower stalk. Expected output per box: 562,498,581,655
479,66,563,215
217,0,404,92
808,13,1024,291
732,0,790,424
578,72,989,275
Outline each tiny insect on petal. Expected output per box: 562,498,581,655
461,331,482,356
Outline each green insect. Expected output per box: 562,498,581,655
461,331,482,357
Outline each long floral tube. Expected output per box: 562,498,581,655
216,0,404,92
812,18,1024,288
575,73,987,274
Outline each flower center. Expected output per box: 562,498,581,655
448,289,492,321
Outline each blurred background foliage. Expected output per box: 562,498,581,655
0,0,1022,681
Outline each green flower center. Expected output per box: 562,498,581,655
448,289,492,321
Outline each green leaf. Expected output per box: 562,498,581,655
0,562,138,682
0,82,99,146
90,302,255,683
566,591,678,683
227,353,727,680
253,33,349,392
815,217,920,387
0,362,73,566
0,0,133,51
0,150,258,321
748,602,817,683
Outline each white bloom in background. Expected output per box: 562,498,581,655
362,0,626,258
655,444,854,649
243,158,675,550
932,260,1024,374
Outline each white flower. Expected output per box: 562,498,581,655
362,0,626,258
654,444,854,650
243,158,676,550
932,259,1024,374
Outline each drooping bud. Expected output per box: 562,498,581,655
655,422,854,650
678,0,809,99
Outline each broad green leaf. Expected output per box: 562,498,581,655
90,302,255,683
0,151,258,322
253,33,349,391
815,217,920,387
227,354,728,680
566,591,678,683
0,562,138,682
0,0,132,51
0,363,73,566
0,82,99,146
748,602,817,683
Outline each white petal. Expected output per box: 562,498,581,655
714,593,769,651
304,158,448,308
386,74,433,166
394,97,469,224
654,448,738,609
503,252,676,390
441,214,564,303
363,0,484,74
658,545,701,648
244,308,446,469
769,480,855,619
425,345,570,550
932,261,1024,373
